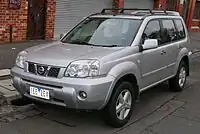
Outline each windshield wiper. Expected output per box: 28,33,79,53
69,40,118,47
100,45,118,47
69,40,96,46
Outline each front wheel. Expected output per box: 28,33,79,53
103,81,135,128
169,61,187,92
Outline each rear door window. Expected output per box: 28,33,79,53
161,19,177,44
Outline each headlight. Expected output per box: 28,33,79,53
15,51,27,69
65,60,100,78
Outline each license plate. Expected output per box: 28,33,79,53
30,86,50,100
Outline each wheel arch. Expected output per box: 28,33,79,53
174,48,190,76
99,62,141,110
181,56,189,76
112,74,139,101
107,61,141,102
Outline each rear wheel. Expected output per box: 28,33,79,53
169,61,187,92
103,81,135,128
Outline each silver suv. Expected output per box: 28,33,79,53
11,8,190,127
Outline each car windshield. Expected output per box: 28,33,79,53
61,17,142,47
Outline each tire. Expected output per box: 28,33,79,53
103,81,135,128
169,61,187,92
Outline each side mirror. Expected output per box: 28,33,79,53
142,39,158,51
60,33,66,39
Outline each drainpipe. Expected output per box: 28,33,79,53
9,25,13,43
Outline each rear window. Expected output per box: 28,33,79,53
174,19,186,40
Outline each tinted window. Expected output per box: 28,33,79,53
174,19,185,40
162,20,177,44
142,20,161,45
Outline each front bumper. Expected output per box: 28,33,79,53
11,66,115,110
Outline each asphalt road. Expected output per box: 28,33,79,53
0,51,199,134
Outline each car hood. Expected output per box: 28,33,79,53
25,41,123,67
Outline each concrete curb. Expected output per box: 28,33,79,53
0,69,10,76
0,69,11,80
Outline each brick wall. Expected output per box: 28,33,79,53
0,0,28,43
0,0,56,44
45,0,56,40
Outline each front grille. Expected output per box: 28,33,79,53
27,62,60,78
48,67,60,77
37,65,48,76
28,63,36,74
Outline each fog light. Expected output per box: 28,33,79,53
79,91,87,99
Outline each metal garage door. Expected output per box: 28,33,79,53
124,0,154,9
54,0,112,39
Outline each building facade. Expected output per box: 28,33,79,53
0,0,55,43
0,0,199,44
186,0,200,31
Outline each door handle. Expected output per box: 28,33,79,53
161,50,166,55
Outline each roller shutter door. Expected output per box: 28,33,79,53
54,0,112,39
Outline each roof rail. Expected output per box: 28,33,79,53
120,8,153,14
101,8,123,13
101,8,169,15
